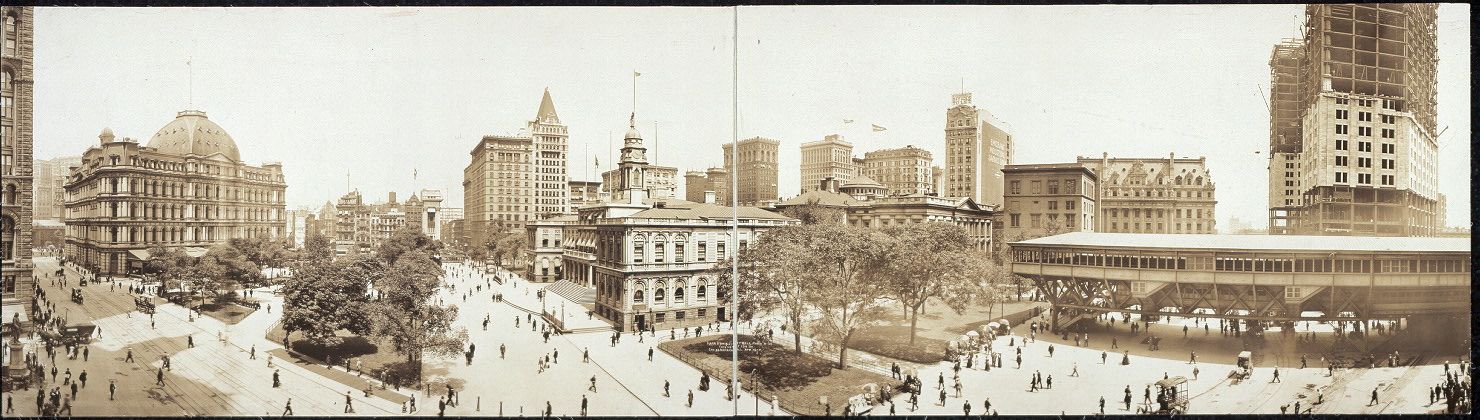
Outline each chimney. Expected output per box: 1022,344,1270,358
704,190,716,204
388,191,398,204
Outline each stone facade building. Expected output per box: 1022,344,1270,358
999,163,1098,253
2,6,35,321
1078,153,1217,234
32,155,81,221
798,134,856,193
861,145,934,196
465,134,532,251
774,177,995,251
565,117,795,332
722,137,780,206
64,110,288,275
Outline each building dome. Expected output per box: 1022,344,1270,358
624,126,642,140
841,174,883,189
145,110,241,162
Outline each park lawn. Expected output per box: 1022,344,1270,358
847,325,949,364
265,321,416,387
195,302,257,325
659,334,896,416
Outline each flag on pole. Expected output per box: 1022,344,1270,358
594,156,600,167
871,124,887,132
843,119,854,124
634,71,641,77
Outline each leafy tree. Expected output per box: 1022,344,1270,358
879,222,983,344
301,232,335,264
778,198,844,225
279,255,372,352
799,224,891,369
363,247,466,382
713,225,816,353
198,243,261,303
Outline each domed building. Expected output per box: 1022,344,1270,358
64,110,287,276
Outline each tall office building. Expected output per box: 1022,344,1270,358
33,156,81,221
944,92,1012,207
1274,4,1441,236
1,6,35,318
1267,39,1306,234
861,145,934,196
529,89,570,218
465,134,532,250
722,137,779,206
799,134,856,193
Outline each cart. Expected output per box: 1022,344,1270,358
70,288,84,305
1229,351,1253,380
61,324,96,346
1149,376,1189,414
135,295,156,314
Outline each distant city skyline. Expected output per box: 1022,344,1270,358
30,5,1471,227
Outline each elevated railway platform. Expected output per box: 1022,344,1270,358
1010,233,1470,350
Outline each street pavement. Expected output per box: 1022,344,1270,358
4,257,407,416
748,308,1464,416
5,255,1461,416
423,262,785,416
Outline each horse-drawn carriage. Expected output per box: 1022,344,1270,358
60,323,97,346
135,295,156,314
1230,351,1254,380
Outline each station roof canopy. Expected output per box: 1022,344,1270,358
1012,232,1470,254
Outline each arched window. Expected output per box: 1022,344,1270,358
674,286,685,301
632,289,644,303
653,281,666,302
696,284,707,299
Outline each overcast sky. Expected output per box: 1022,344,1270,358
33,5,1470,228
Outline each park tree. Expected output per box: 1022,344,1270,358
778,198,844,225
713,225,816,353
800,223,891,369
279,255,372,352
198,242,261,303
363,227,466,382
879,222,984,344
301,232,335,264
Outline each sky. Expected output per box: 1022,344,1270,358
32,5,1471,228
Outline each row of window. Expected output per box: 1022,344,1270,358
1008,179,1083,195
1013,249,1471,273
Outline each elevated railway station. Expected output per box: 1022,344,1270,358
1010,232,1470,350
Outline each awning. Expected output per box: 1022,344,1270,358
127,246,210,261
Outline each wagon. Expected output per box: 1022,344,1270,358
61,323,97,346
1151,376,1189,414
70,288,84,305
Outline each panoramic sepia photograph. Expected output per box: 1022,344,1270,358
0,4,1471,417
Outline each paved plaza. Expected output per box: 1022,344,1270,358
2,258,783,417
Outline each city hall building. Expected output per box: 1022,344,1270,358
564,118,796,332
63,110,287,275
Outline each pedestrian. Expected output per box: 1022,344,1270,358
963,400,971,415
70,381,77,400
125,347,134,363
273,369,281,388
649,347,654,362
1272,366,1282,383
83,346,89,362
1072,362,1079,377
1101,350,1107,364
344,391,355,413
584,347,590,363
1049,344,1055,357
501,343,506,359
1190,351,1197,364
1183,325,1188,337
1047,375,1053,389
581,394,588,416
250,345,256,360
1112,337,1118,349
79,370,87,388
437,396,446,417
589,375,597,392
1193,366,1200,380
554,348,559,363
939,388,947,406
687,390,694,407
187,334,194,348
1369,387,1379,406
664,380,670,397
1100,396,1105,414
108,380,116,400
283,398,293,416
155,368,164,386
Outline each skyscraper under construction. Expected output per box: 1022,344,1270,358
1268,3,1441,236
